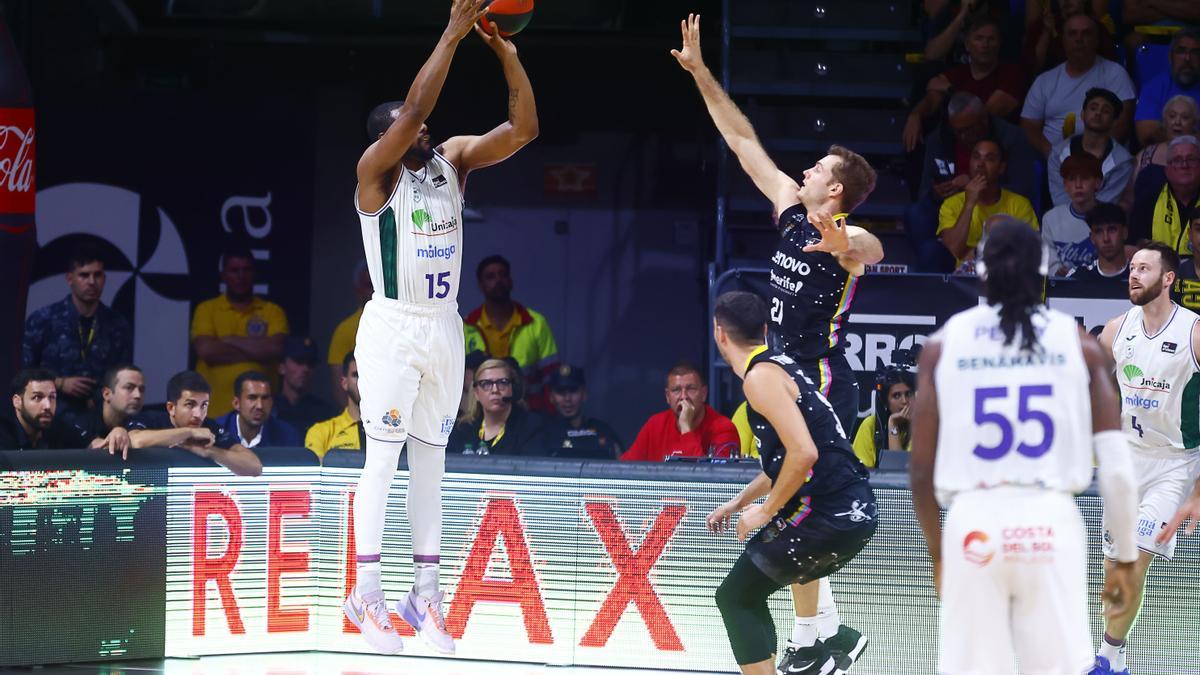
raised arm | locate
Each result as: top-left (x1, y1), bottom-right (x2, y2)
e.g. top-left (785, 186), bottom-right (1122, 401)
top-left (356, 0), bottom-right (488, 187)
top-left (671, 14), bottom-right (799, 215)
top-left (439, 25), bottom-right (538, 180)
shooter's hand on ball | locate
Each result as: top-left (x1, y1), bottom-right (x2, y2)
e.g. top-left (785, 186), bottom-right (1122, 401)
top-left (445, 0), bottom-right (491, 42)
top-left (474, 20), bottom-right (517, 57)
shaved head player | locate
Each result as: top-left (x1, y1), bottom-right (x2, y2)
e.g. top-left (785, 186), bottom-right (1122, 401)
top-left (344, 0), bottom-right (538, 656)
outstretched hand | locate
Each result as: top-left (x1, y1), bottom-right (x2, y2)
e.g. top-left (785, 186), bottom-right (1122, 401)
top-left (474, 20), bottom-right (517, 57)
top-left (670, 14), bottom-right (705, 73)
top-left (446, 0), bottom-right (492, 42)
top-left (802, 211), bottom-right (851, 255)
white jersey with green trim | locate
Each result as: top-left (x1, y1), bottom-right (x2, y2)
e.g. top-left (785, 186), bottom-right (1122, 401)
top-left (1111, 303), bottom-right (1200, 456)
top-left (356, 151), bottom-right (463, 307)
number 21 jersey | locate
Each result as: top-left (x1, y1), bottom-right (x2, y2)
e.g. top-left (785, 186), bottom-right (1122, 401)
top-left (356, 151), bottom-right (463, 307)
top-left (933, 305), bottom-right (1093, 506)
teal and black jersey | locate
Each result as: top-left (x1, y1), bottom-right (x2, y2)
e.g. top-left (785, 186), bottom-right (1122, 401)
top-left (767, 204), bottom-right (858, 361)
top-left (744, 346), bottom-right (867, 514)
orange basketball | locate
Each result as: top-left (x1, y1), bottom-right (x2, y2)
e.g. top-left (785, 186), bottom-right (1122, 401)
top-left (479, 0), bottom-right (534, 38)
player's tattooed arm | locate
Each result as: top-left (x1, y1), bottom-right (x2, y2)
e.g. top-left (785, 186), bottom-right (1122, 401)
top-left (910, 337), bottom-right (944, 594)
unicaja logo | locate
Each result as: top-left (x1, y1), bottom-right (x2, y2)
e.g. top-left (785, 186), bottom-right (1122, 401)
top-left (412, 209), bottom-right (432, 230)
top-left (1122, 365), bottom-right (1143, 382)
top-left (411, 208), bottom-right (457, 235)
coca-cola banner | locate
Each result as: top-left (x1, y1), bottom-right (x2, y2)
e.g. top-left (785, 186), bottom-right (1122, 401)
top-left (29, 92), bottom-right (315, 399)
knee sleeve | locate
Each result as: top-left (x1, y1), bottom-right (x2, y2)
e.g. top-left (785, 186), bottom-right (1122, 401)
top-left (406, 437), bottom-right (446, 557)
top-left (353, 436), bottom-right (404, 557)
top-left (716, 554), bottom-right (784, 665)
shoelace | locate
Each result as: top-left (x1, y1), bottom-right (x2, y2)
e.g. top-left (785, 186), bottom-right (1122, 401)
top-left (366, 598), bottom-right (395, 631)
top-left (426, 598), bottom-right (447, 631)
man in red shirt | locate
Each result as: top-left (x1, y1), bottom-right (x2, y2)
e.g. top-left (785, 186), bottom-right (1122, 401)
top-left (621, 362), bottom-right (739, 461)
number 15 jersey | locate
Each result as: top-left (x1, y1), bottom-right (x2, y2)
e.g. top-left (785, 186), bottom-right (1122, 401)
top-left (933, 305), bottom-right (1093, 507)
top-left (356, 151), bottom-right (463, 307)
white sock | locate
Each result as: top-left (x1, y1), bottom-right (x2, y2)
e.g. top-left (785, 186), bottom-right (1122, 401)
top-left (1100, 635), bottom-right (1127, 671)
top-left (407, 437), bottom-right (446, 598)
top-left (354, 437), bottom-right (403, 595)
top-left (791, 616), bottom-right (820, 647)
top-left (816, 577), bottom-right (840, 639)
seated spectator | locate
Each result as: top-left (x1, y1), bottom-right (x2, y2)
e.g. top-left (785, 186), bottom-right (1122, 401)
top-left (935, 139), bottom-right (1040, 268)
top-left (919, 0), bottom-right (1018, 66)
top-left (1022, 0), bottom-right (1117, 74)
top-left (540, 365), bottom-right (623, 459)
top-left (1130, 135), bottom-right (1200, 254)
top-left (464, 255), bottom-right (559, 412)
top-left (456, 350), bottom-right (489, 426)
top-left (1124, 95), bottom-right (1198, 214)
top-left (904, 16), bottom-right (1027, 151)
top-left (1135, 30), bottom-right (1200, 146)
top-left (275, 336), bottom-right (336, 432)
top-left (1047, 88), bottom-right (1134, 208)
top-left (852, 365), bottom-right (916, 469)
top-left (447, 358), bottom-right (546, 456)
top-left (1044, 154), bottom-right (1105, 275)
top-left (64, 363), bottom-right (145, 458)
top-left (22, 243), bottom-right (132, 414)
top-left (216, 371), bottom-right (301, 448)
top-left (1020, 14), bottom-right (1135, 157)
top-left (0, 368), bottom-right (92, 450)
top-left (621, 362), bottom-right (739, 461)
top-left (128, 370), bottom-right (263, 476)
top-left (1068, 202), bottom-right (1133, 282)
top-left (909, 93), bottom-right (1038, 271)
top-left (327, 261), bottom-right (372, 407)
top-left (306, 352), bottom-right (365, 461)
top-left (191, 244), bottom-right (289, 418)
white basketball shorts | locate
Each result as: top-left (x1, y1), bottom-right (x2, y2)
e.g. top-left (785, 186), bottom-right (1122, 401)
top-left (939, 487), bottom-right (1091, 675)
top-left (1103, 450), bottom-right (1200, 561)
top-left (354, 297), bottom-right (465, 448)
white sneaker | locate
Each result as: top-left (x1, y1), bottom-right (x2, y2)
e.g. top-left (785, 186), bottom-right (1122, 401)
top-left (398, 588), bottom-right (456, 654)
top-left (344, 585), bottom-right (404, 655)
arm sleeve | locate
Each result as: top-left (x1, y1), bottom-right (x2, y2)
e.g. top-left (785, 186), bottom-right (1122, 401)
top-left (304, 422), bottom-right (331, 459)
top-left (1020, 74), bottom-right (1048, 122)
top-left (1100, 157), bottom-right (1133, 205)
top-left (1017, 196), bottom-right (1040, 229)
top-left (190, 301), bottom-right (215, 341)
top-left (267, 302), bottom-right (290, 336)
top-left (1094, 429), bottom-right (1139, 563)
top-left (851, 414), bottom-right (879, 469)
top-left (936, 196), bottom-right (960, 236)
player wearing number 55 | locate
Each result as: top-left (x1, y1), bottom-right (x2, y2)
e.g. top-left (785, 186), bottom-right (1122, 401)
top-left (346, 0), bottom-right (538, 658)
top-left (910, 219), bottom-right (1139, 675)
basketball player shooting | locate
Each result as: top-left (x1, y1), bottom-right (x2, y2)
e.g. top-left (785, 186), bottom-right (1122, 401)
top-left (674, 13), bottom-right (881, 674)
top-left (344, 0), bottom-right (538, 655)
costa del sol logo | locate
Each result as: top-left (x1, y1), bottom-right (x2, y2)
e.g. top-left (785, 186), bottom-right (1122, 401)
top-left (963, 531), bottom-right (994, 567)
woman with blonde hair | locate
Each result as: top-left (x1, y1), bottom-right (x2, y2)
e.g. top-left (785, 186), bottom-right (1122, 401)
top-left (1122, 95), bottom-right (1197, 213)
top-left (447, 358), bottom-right (546, 455)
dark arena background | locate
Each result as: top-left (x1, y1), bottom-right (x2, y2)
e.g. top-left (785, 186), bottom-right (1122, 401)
top-left (1, 1), bottom-right (1198, 674)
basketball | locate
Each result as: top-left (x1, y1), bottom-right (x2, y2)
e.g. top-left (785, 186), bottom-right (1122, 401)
top-left (479, 0), bottom-right (534, 38)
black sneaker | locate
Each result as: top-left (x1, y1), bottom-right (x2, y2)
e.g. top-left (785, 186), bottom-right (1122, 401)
top-left (822, 624), bottom-right (869, 674)
top-left (776, 640), bottom-right (837, 675)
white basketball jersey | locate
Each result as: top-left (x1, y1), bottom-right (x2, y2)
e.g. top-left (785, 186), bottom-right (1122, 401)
top-left (933, 305), bottom-right (1094, 506)
top-left (356, 151), bottom-right (463, 307)
top-left (1111, 303), bottom-right (1200, 455)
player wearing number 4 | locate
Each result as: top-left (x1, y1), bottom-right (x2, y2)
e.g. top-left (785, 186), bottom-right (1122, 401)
top-left (345, 0), bottom-right (538, 656)
top-left (911, 218), bottom-right (1140, 675)
top-left (1092, 242), bottom-right (1200, 675)
top-left (673, 13), bottom-right (883, 675)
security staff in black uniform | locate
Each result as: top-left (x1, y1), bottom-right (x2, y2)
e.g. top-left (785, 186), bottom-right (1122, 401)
top-left (541, 365), bottom-right (623, 459)
top-left (706, 292), bottom-right (877, 675)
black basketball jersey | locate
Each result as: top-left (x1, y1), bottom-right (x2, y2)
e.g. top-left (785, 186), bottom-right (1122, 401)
top-left (745, 347), bottom-right (867, 516)
top-left (768, 204), bottom-right (858, 361)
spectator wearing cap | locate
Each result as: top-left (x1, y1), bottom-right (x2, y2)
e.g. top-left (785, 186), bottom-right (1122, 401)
top-left (447, 358), bottom-right (547, 456)
top-left (463, 255), bottom-right (560, 413)
top-left (326, 260), bottom-right (372, 407)
top-left (306, 352), bottom-right (366, 461)
top-left (1043, 154), bottom-right (1105, 275)
top-left (1068, 202), bottom-right (1131, 283)
top-left (621, 362), bottom-right (739, 462)
top-left (22, 243), bottom-right (133, 414)
top-left (1130, 135), bottom-right (1200, 255)
top-left (1019, 14), bottom-right (1135, 158)
top-left (275, 335), bottom-right (337, 433)
top-left (215, 371), bottom-right (302, 449)
top-left (1046, 88), bottom-right (1133, 208)
top-left (539, 365), bottom-right (624, 460)
top-left (1134, 29), bottom-right (1200, 146)
top-left (0, 368), bottom-right (93, 450)
top-left (191, 244), bottom-right (289, 418)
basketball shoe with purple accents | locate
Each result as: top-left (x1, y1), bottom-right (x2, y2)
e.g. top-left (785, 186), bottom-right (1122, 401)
top-left (1090, 655), bottom-right (1130, 675)
top-left (343, 584), bottom-right (404, 655)
top-left (398, 587), bottom-right (455, 654)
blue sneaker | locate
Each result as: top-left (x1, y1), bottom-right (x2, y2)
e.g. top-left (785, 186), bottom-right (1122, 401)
top-left (1090, 655), bottom-right (1130, 675)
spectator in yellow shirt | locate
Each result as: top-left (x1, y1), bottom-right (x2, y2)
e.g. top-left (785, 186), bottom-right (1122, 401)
top-left (851, 365), bottom-right (916, 469)
top-left (326, 261), bottom-right (373, 407)
top-left (936, 138), bottom-right (1039, 269)
top-left (306, 351), bottom-right (364, 462)
top-left (190, 244), bottom-right (289, 417)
